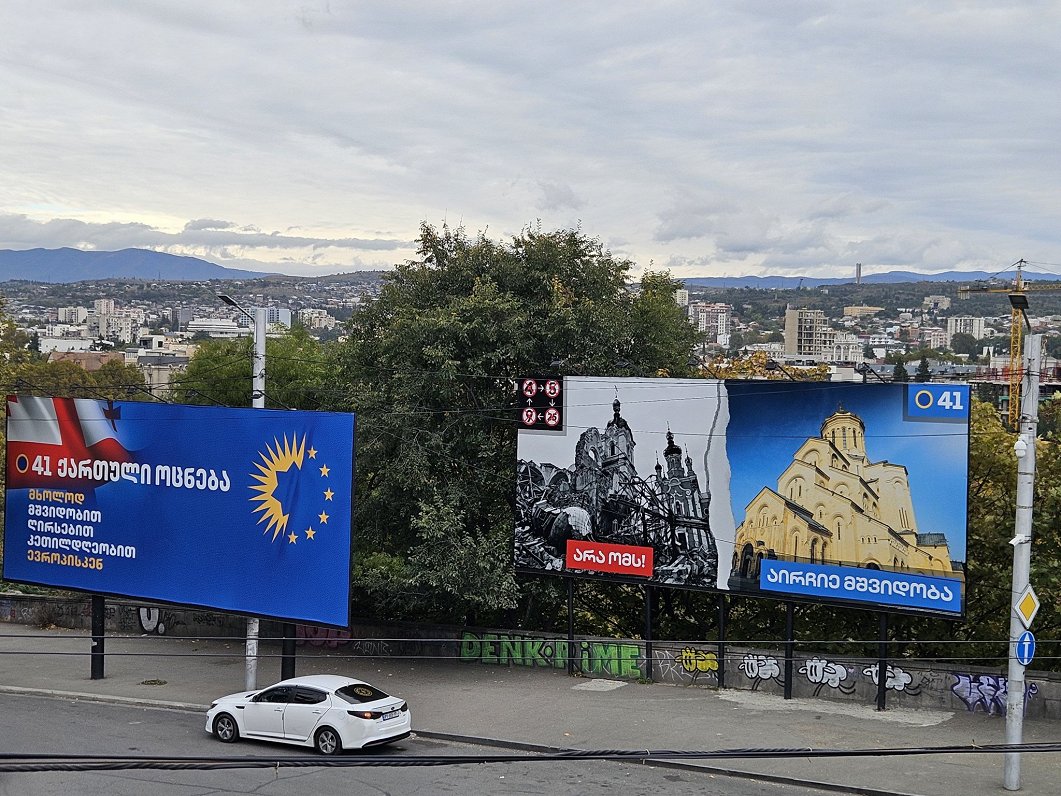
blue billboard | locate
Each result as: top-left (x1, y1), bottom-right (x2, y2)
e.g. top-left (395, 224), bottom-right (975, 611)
top-left (3, 396), bottom-right (355, 628)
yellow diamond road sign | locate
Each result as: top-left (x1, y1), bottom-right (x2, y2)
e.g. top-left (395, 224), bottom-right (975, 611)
top-left (1016, 585), bottom-right (1040, 629)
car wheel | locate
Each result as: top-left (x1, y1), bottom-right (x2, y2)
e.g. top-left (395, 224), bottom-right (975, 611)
top-left (314, 726), bottom-right (342, 755)
top-left (213, 713), bottom-right (240, 743)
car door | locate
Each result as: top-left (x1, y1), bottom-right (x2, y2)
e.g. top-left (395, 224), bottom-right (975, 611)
top-left (243, 686), bottom-right (291, 738)
top-left (282, 686), bottom-right (330, 742)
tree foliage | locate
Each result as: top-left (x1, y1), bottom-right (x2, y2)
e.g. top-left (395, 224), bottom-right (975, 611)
top-left (171, 327), bottom-right (326, 409)
top-left (915, 355), bottom-right (931, 382)
top-left (326, 223), bottom-right (699, 623)
top-left (701, 351), bottom-right (830, 381)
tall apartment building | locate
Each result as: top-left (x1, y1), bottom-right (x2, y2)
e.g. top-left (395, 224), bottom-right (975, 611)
top-left (946, 316), bottom-right (985, 344)
top-left (57, 306), bottom-right (88, 323)
top-left (688, 302), bottom-right (731, 342)
top-left (784, 308), bottom-right (829, 357)
top-left (171, 306), bottom-right (194, 330)
top-left (675, 289), bottom-right (690, 307)
top-left (265, 307), bottom-right (292, 328)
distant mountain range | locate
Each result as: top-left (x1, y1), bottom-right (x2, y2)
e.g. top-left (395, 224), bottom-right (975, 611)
top-left (0, 247), bottom-right (1055, 287)
top-left (682, 270), bottom-right (1059, 288)
top-left (0, 248), bottom-right (268, 283)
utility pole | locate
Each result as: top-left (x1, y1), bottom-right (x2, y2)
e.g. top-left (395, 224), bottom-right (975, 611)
top-left (1003, 330), bottom-right (1040, 791)
top-left (220, 295), bottom-right (267, 691)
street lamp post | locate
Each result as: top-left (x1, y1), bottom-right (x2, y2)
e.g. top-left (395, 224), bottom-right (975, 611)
top-left (219, 295), bottom-right (266, 691)
top-left (1003, 294), bottom-right (1040, 792)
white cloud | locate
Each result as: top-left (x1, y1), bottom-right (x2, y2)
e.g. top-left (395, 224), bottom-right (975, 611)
top-left (0, 1), bottom-right (1059, 277)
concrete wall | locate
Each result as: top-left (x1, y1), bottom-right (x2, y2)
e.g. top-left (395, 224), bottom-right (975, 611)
top-left (3, 593), bottom-right (1058, 720)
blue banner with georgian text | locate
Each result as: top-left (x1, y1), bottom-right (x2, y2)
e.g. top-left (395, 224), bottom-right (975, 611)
top-left (3, 396), bottom-right (354, 628)
top-left (759, 559), bottom-right (962, 614)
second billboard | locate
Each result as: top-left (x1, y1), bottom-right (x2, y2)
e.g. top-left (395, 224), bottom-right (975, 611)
top-left (515, 378), bottom-right (969, 617)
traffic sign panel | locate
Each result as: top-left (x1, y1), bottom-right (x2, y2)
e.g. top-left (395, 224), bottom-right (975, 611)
top-left (1015, 585), bottom-right (1040, 629)
top-left (1015, 630), bottom-right (1036, 666)
top-left (518, 377), bottom-right (564, 432)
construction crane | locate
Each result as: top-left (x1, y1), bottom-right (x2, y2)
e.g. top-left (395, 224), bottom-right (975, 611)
top-left (958, 259), bottom-right (1061, 427)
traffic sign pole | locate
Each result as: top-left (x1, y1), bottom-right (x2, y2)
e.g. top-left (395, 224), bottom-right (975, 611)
top-left (1004, 333), bottom-right (1041, 792)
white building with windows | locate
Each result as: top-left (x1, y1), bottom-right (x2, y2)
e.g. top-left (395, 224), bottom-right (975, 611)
top-left (688, 302), bottom-right (732, 342)
top-left (946, 316), bottom-right (985, 346)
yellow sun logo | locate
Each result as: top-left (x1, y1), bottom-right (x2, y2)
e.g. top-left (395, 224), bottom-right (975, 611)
top-left (249, 434), bottom-right (307, 542)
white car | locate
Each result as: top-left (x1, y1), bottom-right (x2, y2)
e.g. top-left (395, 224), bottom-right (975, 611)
top-left (206, 674), bottom-right (411, 754)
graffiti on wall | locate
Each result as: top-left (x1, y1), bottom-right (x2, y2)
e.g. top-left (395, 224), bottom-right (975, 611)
top-left (738, 654), bottom-right (783, 690)
top-left (951, 673), bottom-right (1039, 716)
top-left (800, 657), bottom-right (855, 696)
top-left (296, 625), bottom-right (392, 656)
top-left (861, 664), bottom-right (922, 695)
top-left (137, 607), bottom-right (230, 636)
top-left (648, 646), bottom-right (720, 684)
top-left (460, 632), bottom-right (642, 678)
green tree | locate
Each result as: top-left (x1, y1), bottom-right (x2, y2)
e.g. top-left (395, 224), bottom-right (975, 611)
top-left (950, 332), bottom-right (978, 356)
top-left (171, 327), bottom-right (327, 409)
top-left (328, 223), bottom-right (699, 624)
top-left (915, 355), bottom-right (931, 382)
top-left (91, 359), bottom-right (149, 400)
top-left (892, 361), bottom-right (910, 382)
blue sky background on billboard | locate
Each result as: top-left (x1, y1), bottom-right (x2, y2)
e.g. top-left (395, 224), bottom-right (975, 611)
top-left (2, 3), bottom-right (1059, 277)
top-left (725, 382), bottom-right (969, 560)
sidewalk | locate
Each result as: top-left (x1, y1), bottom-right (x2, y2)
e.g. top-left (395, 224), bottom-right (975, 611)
top-left (1, 623), bottom-right (1059, 795)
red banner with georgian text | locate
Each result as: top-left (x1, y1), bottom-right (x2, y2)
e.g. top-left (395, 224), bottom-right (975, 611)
top-left (565, 539), bottom-right (653, 578)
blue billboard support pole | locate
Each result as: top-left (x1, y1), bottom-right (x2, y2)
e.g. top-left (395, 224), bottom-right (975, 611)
top-left (644, 585), bottom-right (654, 682)
top-left (281, 623), bottom-right (296, 680)
top-left (783, 602), bottom-right (795, 699)
top-left (1004, 332), bottom-right (1041, 792)
top-left (90, 595), bottom-right (105, 680)
top-left (876, 613), bottom-right (889, 711)
top-left (566, 578), bottom-right (575, 676)
top-left (717, 594), bottom-right (727, 690)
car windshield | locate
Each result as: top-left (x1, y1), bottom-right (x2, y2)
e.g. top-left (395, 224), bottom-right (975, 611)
top-left (335, 683), bottom-right (390, 704)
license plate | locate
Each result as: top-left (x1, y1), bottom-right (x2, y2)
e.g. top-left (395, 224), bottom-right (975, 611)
top-left (381, 710), bottom-right (400, 721)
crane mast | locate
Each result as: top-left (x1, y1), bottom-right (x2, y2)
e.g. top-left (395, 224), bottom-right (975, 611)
top-left (958, 260), bottom-right (1057, 427)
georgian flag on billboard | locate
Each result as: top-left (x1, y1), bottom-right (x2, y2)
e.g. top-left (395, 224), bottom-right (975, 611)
top-left (7, 396), bottom-right (131, 490)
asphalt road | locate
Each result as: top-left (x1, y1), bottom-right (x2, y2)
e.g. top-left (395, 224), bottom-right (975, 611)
top-left (0, 693), bottom-right (842, 796)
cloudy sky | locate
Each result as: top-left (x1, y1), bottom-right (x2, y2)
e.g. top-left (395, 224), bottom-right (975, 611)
top-left (2, 2), bottom-right (1059, 278)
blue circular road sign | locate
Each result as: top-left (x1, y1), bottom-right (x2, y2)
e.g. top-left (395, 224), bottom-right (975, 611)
top-left (1016, 630), bottom-right (1036, 667)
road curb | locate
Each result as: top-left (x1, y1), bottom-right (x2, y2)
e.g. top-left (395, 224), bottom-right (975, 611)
top-left (0, 684), bottom-right (206, 712)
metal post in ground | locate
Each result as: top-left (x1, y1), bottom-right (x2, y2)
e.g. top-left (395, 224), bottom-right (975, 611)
top-left (644, 585), bottom-right (653, 682)
top-left (717, 594), bottom-right (727, 689)
top-left (1004, 332), bottom-right (1042, 792)
top-left (90, 595), bottom-right (105, 680)
top-left (566, 577), bottom-right (575, 675)
top-left (876, 613), bottom-right (889, 711)
top-left (280, 622), bottom-right (296, 680)
top-left (783, 602), bottom-right (795, 699)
